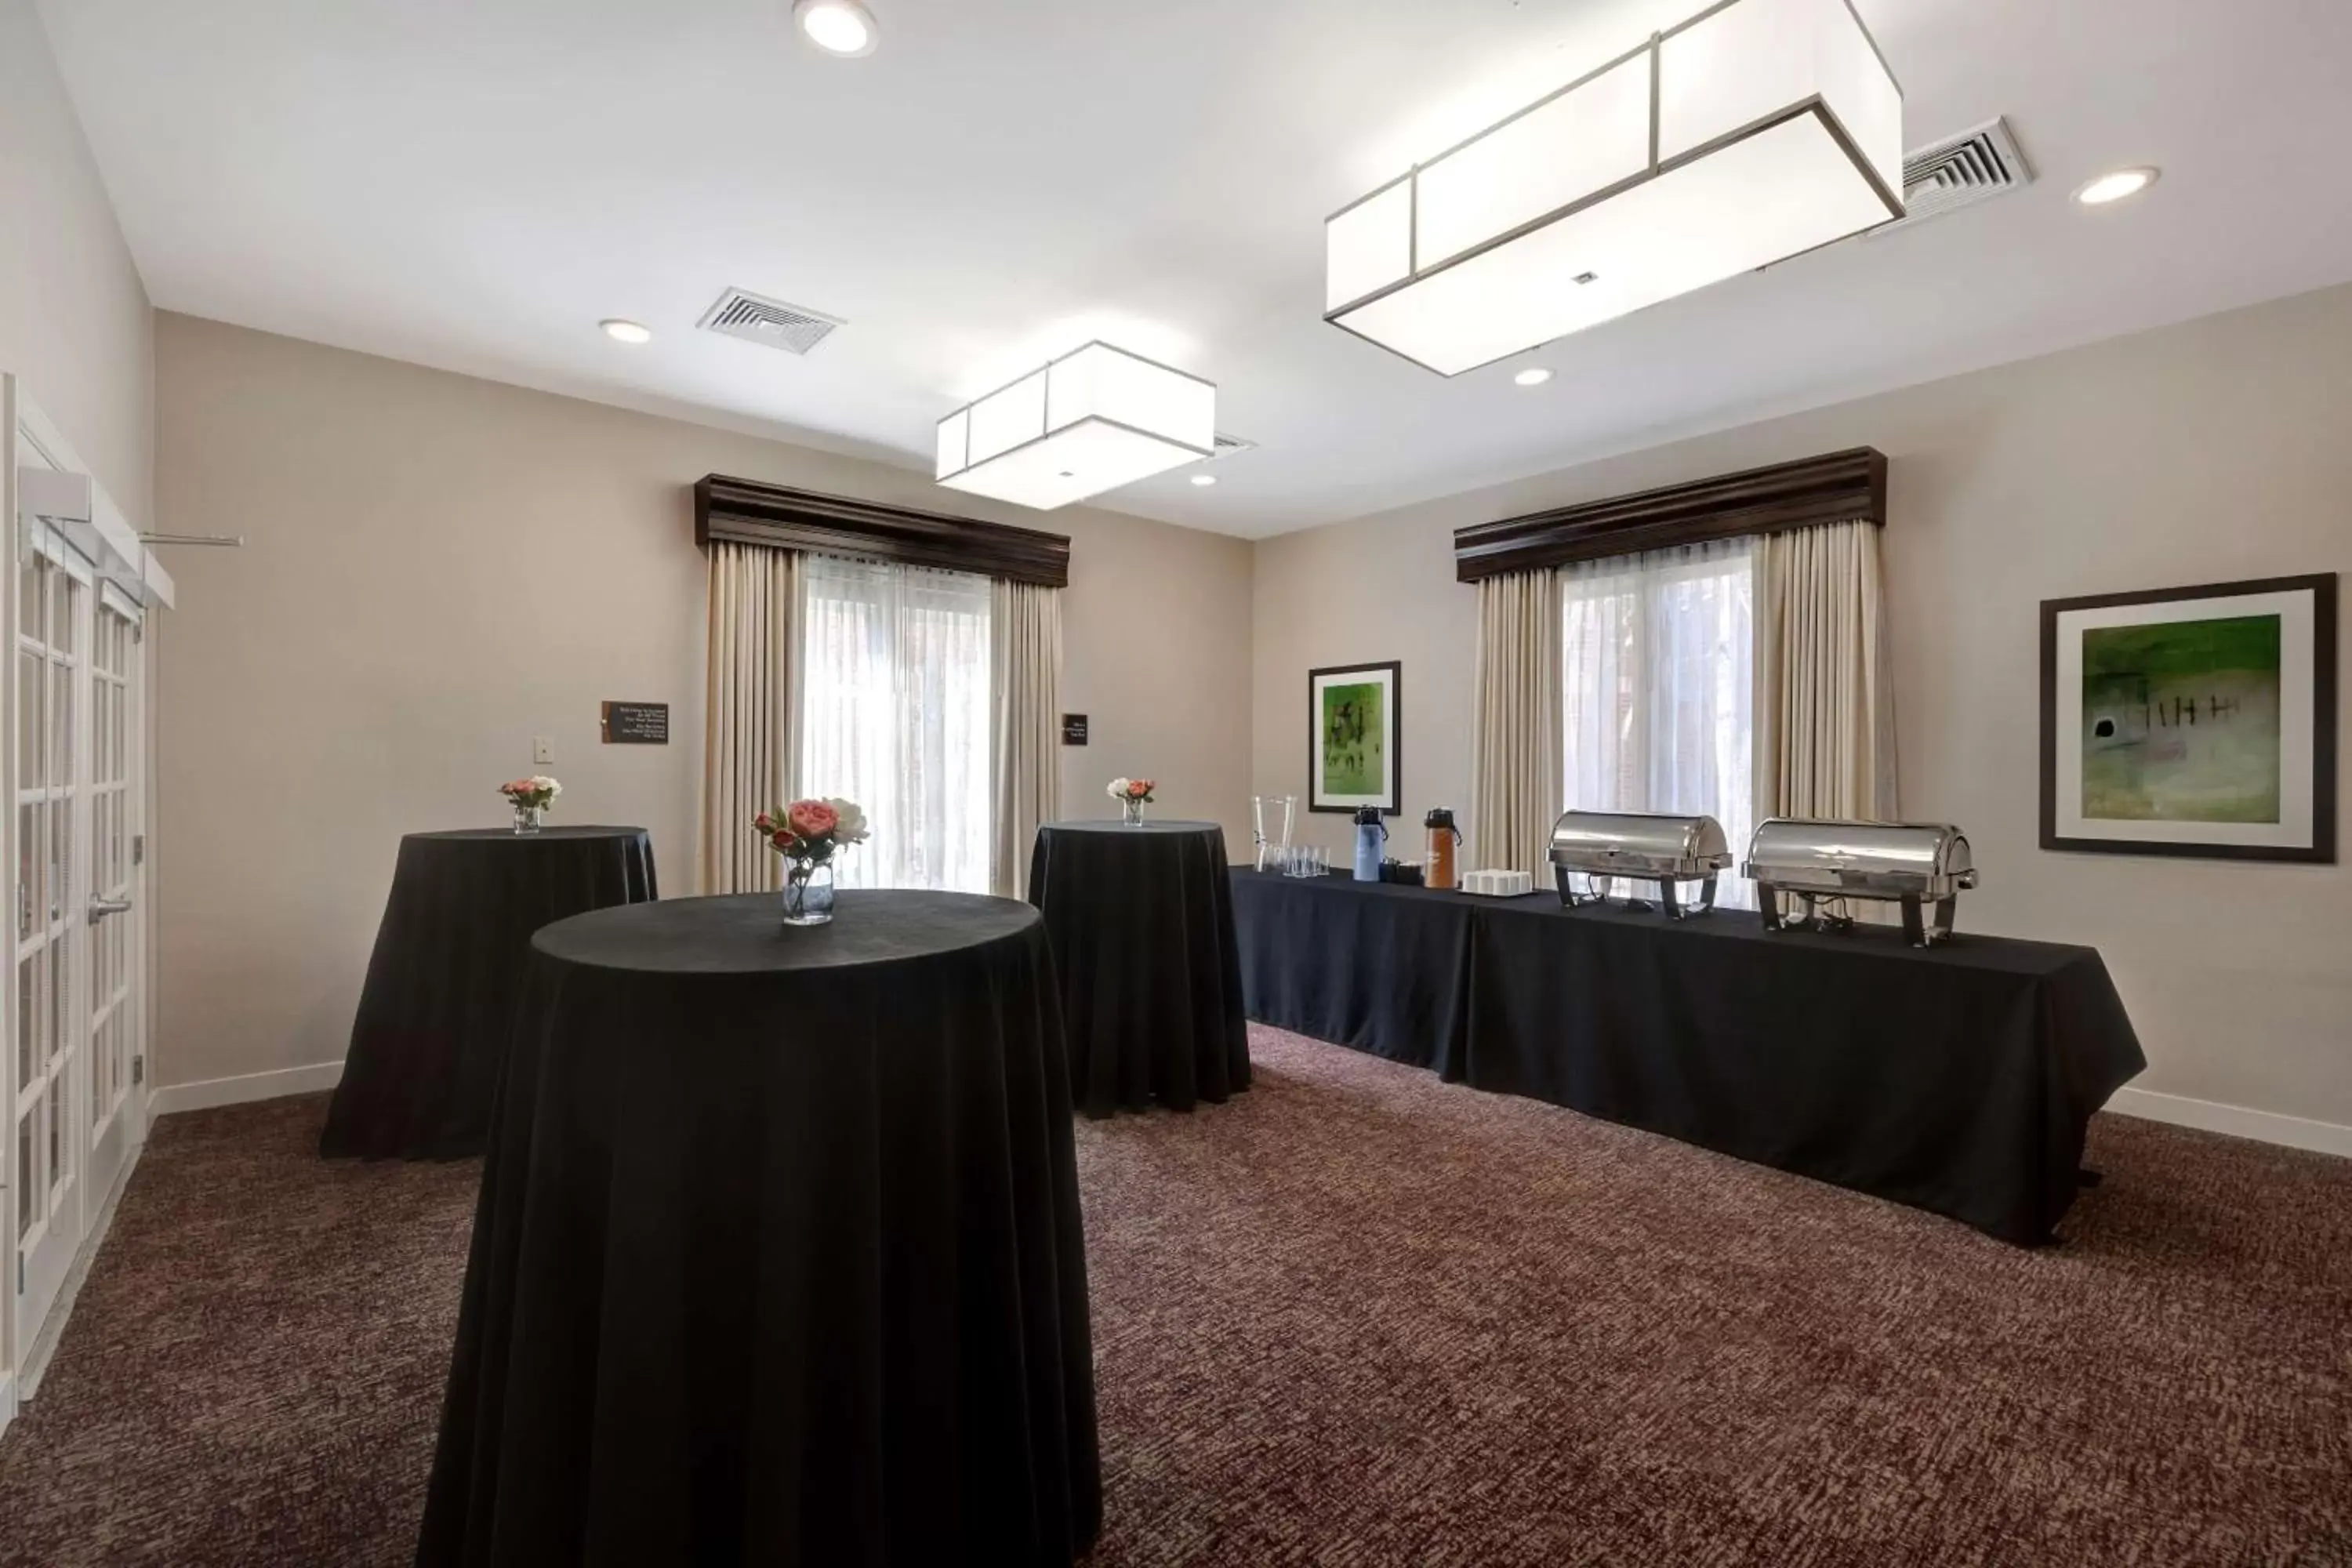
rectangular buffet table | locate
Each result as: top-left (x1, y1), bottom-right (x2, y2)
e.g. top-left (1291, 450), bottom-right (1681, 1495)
top-left (1231, 869), bottom-right (2145, 1244)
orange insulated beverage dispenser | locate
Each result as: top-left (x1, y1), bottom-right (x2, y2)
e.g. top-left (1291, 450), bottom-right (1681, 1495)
top-left (1425, 808), bottom-right (1461, 890)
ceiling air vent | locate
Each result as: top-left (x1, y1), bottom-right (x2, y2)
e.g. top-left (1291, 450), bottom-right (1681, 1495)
top-left (1210, 432), bottom-right (1256, 459)
top-left (697, 287), bottom-right (844, 355)
top-left (1872, 118), bottom-right (2033, 236)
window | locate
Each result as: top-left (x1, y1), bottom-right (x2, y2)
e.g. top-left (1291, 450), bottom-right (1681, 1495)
top-left (1562, 538), bottom-right (1755, 904)
top-left (797, 555), bottom-right (993, 893)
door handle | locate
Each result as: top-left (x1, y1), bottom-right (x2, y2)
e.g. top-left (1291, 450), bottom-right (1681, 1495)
top-left (87, 897), bottom-right (133, 924)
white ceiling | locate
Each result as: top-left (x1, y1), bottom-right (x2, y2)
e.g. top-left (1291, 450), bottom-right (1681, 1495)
top-left (38, 0), bottom-right (2352, 538)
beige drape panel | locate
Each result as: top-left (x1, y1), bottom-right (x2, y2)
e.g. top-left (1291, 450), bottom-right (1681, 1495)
top-left (990, 579), bottom-right (1064, 898)
top-left (1471, 568), bottom-right (1564, 879)
top-left (699, 541), bottom-right (801, 894)
top-left (1752, 520), bottom-right (1898, 822)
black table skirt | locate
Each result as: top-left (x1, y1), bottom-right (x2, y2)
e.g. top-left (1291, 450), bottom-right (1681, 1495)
top-left (320, 826), bottom-right (657, 1160)
top-left (1232, 869), bottom-right (2146, 1245)
top-left (417, 891), bottom-right (1099, 1568)
top-left (1028, 820), bottom-right (1249, 1117)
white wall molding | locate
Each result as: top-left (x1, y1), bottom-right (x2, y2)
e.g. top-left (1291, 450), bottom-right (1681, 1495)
top-left (2108, 1087), bottom-right (2352, 1160)
top-left (151, 1061), bottom-right (344, 1117)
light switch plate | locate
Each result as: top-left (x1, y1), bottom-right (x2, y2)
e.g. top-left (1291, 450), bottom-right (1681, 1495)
top-left (532, 736), bottom-right (553, 764)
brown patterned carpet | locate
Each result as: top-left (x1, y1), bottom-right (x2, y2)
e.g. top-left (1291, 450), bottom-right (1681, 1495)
top-left (2, 1025), bottom-right (2348, 1566)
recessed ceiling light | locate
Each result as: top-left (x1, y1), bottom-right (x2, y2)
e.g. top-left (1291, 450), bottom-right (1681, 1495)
top-left (2074, 166), bottom-right (2159, 207)
top-left (794, 0), bottom-right (878, 56)
top-left (601, 318), bottom-right (653, 344)
top-left (1192, 474), bottom-right (1218, 487)
top-left (1513, 367), bottom-right (1554, 387)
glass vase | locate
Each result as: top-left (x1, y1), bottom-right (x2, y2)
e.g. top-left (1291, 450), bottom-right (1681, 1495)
top-left (512, 802), bottom-right (543, 836)
top-left (1121, 798), bottom-right (1146, 827)
top-left (782, 859), bottom-right (836, 926)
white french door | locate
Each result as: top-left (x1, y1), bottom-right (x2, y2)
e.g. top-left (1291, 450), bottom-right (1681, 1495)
top-left (2, 388), bottom-right (160, 1430)
top-left (84, 587), bottom-right (143, 1209)
top-left (12, 524), bottom-right (94, 1342)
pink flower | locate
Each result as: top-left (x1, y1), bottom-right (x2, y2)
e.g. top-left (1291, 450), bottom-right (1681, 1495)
top-left (753, 812), bottom-right (776, 833)
top-left (771, 829), bottom-right (799, 852)
top-left (786, 799), bottom-right (840, 840)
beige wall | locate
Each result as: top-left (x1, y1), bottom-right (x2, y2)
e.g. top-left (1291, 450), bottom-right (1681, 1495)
top-left (1254, 281), bottom-right (2352, 1131)
top-left (0, 0), bottom-right (160, 1169)
top-left (0, 0), bottom-right (153, 521)
top-left (153, 313), bottom-right (1253, 1089)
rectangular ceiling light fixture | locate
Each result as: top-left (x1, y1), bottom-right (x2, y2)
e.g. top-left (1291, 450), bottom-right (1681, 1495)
top-left (1326, 0), bottom-right (1902, 376)
top-left (935, 343), bottom-right (1216, 511)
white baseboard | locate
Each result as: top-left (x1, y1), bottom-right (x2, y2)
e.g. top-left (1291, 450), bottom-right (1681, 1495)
top-left (2107, 1086), bottom-right (2352, 1160)
top-left (150, 1060), bottom-right (344, 1116)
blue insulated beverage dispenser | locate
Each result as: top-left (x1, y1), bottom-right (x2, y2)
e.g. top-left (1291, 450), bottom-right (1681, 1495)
top-left (1352, 806), bottom-right (1388, 882)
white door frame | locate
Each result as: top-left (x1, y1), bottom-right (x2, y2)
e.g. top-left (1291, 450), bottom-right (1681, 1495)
top-left (1, 373), bottom-right (14, 1433)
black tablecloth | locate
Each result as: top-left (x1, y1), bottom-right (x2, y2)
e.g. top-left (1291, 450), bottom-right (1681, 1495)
top-left (1027, 820), bottom-right (1249, 1117)
top-left (417, 891), bottom-right (1100, 1568)
top-left (1230, 872), bottom-right (1472, 1076)
top-left (1233, 869), bottom-right (2146, 1245)
top-left (319, 826), bottom-right (656, 1160)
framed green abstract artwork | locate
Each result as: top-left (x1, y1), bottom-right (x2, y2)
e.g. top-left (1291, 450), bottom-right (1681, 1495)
top-left (2041, 575), bottom-right (2336, 862)
top-left (1308, 661), bottom-right (1401, 815)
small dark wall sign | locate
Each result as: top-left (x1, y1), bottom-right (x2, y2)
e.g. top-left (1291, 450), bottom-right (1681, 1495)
top-left (1062, 713), bottom-right (1089, 746)
top-left (601, 701), bottom-right (670, 746)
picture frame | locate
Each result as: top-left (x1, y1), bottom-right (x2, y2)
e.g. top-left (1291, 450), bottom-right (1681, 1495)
top-left (1308, 661), bottom-right (1402, 815)
top-left (2040, 573), bottom-right (2336, 862)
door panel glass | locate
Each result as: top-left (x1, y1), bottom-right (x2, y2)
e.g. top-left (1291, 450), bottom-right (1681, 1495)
top-left (49, 793), bottom-right (69, 927)
top-left (16, 948), bottom-right (38, 1089)
top-left (49, 564), bottom-right (71, 655)
top-left (16, 648), bottom-right (38, 789)
top-left (16, 803), bottom-right (37, 941)
top-left (18, 550), bottom-right (39, 640)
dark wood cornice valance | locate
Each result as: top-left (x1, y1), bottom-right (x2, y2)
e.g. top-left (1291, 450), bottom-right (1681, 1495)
top-left (1452, 448), bottom-right (1887, 583)
top-left (694, 474), bottom-right (1072, 588)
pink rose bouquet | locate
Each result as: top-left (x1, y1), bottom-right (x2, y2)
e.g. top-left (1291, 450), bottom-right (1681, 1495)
top-left (753, 796), bottom-right (870, 865)
top-left (499, 775), bottom-right (561, 811)
top-left (1107, 775), bottom-right (1156, 826)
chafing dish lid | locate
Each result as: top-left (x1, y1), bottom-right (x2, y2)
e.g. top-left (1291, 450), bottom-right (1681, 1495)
top-left (1743, 819), bottom-right (1974, 881)
top-left (1550, 810), bottom-right (1733, 866)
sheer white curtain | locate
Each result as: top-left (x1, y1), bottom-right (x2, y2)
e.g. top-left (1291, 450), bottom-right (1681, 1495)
top-left (797, 555), bottom-right (994, 893)
top-left (1562, 538), bottom-right (1756, 905)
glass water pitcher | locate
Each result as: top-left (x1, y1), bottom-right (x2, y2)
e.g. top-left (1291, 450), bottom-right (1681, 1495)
top-left (1252, 794), bottom-right (1296, 871)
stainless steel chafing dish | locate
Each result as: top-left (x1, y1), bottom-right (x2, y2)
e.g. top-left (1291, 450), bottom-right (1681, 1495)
top-left (1548, 810), bottom-right (1733, 920)
top-left (1743, 818), bottom-right (1978, 947)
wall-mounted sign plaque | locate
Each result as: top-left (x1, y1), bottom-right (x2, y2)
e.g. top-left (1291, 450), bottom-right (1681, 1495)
top-left (1062, 713), bottom-right (1089, 746)
top-left (601, 701), bottom-right (670, 745)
